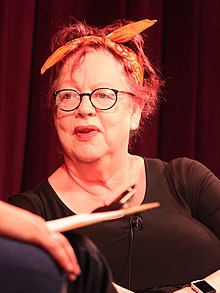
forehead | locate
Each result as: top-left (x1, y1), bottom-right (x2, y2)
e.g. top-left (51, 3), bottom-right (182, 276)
top-left (58, 48), bottom-right (129, 88)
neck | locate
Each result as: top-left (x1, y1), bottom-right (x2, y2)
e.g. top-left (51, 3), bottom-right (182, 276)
top-left (63, 153), bottom-right (133, 195)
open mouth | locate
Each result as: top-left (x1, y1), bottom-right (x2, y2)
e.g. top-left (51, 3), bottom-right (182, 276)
top-left (75, 126), bottom-right (98, 133)
top-left (74, 126), bottom-right (99, 139)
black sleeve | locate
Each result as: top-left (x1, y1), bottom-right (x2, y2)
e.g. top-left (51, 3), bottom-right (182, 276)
top-left (189, 159), bottom-right (220, 239)
top-left (8, 192), bottom-right (46, 218)
top-left (168, 157), bottom-right (220, 239)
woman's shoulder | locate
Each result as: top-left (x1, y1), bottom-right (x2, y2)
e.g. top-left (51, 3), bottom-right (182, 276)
top-left (7, 180), bottom-right (62, 219)
top-left (9, 180), bottom-right (52, 200)
top-left (143, 156), bottom-right (219, 191)
top-left (144, 156), bottom-right (207, 174)
top-left (163, 157), bottom-right (217, 182)
top-left (7, 181), bottom-right (50, 215)
top-left (144, 156), bottom-right (196, 165)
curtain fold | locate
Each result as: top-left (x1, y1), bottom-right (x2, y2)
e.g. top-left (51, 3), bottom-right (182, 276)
top-left (1, 0), bottom-right (220, 200)
top-left (0, 0), bottom-right (36, 200)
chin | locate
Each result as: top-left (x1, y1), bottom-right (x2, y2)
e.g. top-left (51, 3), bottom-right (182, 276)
top-left (75, 155), bottom-right (102, 164)
top-left (72, 149), bottom-right (105, 163)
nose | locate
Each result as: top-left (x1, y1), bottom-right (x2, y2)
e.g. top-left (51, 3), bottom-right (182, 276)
top-left (75, 94), bottom-right (96, 117)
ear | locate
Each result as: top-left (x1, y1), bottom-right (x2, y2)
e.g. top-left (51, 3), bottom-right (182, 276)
top-left (130, 103), bottom-right (143, 131)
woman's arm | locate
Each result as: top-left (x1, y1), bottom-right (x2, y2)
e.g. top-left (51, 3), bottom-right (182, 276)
top-left (169, 158), bottom-right (220, 239)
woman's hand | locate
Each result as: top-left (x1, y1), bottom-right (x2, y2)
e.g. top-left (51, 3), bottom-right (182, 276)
top-left (0, 201), bottom-right (81, 281)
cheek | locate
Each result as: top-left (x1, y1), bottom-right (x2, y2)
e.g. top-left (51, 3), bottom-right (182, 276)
top-left (54, 113), bottom-right (73, 135)
top-left (102, 112), bottom-right (132, 140)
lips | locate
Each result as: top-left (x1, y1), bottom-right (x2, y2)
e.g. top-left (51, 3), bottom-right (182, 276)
top-left (75, 125), bottom-right (99, 134)
top-left (74, 125), bottom-right (100, 139)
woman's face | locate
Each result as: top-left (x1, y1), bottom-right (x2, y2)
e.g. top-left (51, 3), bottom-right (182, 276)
top-left (54, 49), bottom-right (142, 163)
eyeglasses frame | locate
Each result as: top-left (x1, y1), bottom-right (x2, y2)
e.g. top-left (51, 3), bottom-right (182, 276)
top-left (53, 87), bottom-right (134, 112)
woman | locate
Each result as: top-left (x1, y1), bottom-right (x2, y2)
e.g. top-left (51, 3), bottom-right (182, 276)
top-left (8, 19), bottom-right (220, 292)
top-left (0, 201), bottom-right (116, 293)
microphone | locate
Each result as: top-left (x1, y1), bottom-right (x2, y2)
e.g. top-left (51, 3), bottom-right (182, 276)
top-left (130, 215), bottom-right (143, 231)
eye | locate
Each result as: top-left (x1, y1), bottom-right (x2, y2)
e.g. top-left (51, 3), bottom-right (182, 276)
top-left (58, 91), bottom-right (79, 102)
top-left (60, 92), bottom-right (73, 100)
top-left (63, 93), bottom-right (72, 99)
top-left (98, 93), bottom-right (107, 99)
top-left (93, 89), bottom-right (115, 100)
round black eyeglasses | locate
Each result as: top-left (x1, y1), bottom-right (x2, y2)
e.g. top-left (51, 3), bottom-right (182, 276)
top-left (54, 88), bottom-right (134, 111)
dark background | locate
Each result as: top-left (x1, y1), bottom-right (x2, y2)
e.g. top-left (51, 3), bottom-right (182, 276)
top-left (1, 0), bottom-right (220, 201)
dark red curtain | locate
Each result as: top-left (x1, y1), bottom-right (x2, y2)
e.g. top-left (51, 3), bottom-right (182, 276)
top-left (1, 0), bottom-right (220, 201)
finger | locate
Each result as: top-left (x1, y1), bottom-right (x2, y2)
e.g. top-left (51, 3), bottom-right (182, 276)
top-left (50, 233), bottom-right (81, 280)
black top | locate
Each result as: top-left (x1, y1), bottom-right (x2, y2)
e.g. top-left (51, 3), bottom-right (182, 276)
top-left (8, 157), bottom-right (220, 292)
